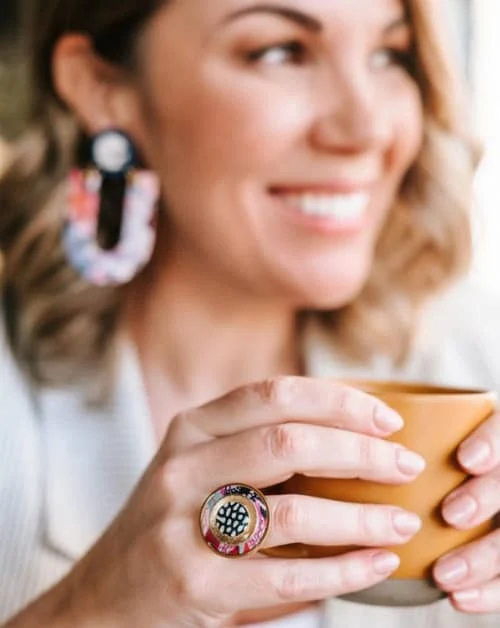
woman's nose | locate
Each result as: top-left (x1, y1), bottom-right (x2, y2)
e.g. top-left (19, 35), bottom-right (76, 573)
top-left (310, 69), bottom-right (392, 155)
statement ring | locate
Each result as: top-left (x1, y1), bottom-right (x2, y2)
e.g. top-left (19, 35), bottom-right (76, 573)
top-left (199, 483), bottom-right (270, 557)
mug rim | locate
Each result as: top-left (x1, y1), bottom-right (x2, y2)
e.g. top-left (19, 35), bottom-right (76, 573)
top-left (341, 379), bottom-right (498, 401)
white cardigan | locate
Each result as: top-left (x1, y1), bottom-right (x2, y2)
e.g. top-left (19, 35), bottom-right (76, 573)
top-left (1, 279), bottom-right (500, 627)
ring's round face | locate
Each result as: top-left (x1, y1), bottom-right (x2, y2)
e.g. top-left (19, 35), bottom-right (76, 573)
top-left (129, 0), bottom-right (423, 309)
top-left (200, 484), bottom-right (270, 557)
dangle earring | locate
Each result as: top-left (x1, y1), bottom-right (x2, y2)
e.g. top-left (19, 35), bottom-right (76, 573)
top-left (63, 129), bottom-right (160, 286)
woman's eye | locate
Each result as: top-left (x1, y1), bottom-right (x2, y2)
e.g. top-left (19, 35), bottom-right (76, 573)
top-left (371, 48), bottom-right (414, 73)
top-left (245, 41), bottom-right (307, 66)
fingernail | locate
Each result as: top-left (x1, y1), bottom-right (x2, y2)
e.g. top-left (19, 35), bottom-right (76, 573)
top-left (453, 589), bottom-right (481, 604)
top-left (397, 450), bottom-right (426, 476)
top-left (375, 406), bottom-right (404, 433)
top-left (459, 439), bottom-right (492, 470)
top-left (434, 556), bottom-right (468, 584)
top-left (393, 511), bottom-right (422, 536)
top-left (442, 494), bottom-right (477, 525)
top-left (372, 552), bottom-right (400, 575)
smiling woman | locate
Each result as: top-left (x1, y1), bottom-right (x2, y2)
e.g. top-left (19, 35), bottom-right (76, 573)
top-left (0, 1), bottom-right (498, 628)
top-left (0, 0), bottom-right (474, 386)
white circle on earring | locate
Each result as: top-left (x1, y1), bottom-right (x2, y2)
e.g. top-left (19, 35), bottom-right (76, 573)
top-left (92, 130), bottom-right (134, 174)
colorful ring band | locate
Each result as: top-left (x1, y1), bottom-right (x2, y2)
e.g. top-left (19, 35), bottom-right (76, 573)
top-left (199, 483), bottom-right (270, 557)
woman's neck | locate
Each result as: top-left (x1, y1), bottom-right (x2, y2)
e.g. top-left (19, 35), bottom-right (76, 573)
top-left (126, 245), bottom-right (300, 437)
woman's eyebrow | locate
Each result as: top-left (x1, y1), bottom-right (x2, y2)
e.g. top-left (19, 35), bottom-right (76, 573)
top-left (221, 4), bottom-right (323, 32)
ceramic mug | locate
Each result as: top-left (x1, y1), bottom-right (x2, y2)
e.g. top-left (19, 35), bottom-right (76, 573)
top-left (269, 381), bottom-right (497, 607)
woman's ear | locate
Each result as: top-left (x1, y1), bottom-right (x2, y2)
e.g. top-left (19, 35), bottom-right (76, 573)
top-left (52, 34), bottom-right (141, 136)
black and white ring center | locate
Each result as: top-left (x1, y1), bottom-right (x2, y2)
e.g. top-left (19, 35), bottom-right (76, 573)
top-left (215, 501), bottom-right (251, 538)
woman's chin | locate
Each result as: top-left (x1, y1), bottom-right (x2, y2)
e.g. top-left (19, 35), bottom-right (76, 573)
top-left (290, 271), bottom-right (370, 311)
top-left (268, 247), bottom-right (374, 311)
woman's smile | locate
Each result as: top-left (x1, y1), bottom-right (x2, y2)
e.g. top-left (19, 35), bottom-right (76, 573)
top-left (269, 184), bottom-right (374, 234)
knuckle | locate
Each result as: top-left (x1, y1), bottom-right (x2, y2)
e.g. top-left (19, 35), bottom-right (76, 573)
top-left (275, 565), bottom-right (307, 601)
top-left (266, 424), bottom-right (305, 461)
top-left (165, 412), bottom-right (184, 439)
top-left (355, 504), bottom-right (375, 540)
top-left (179, 567), bottom-right (212, 607)
top-left (153, 534), bottom-right (210, 606)
top-left (253, 376), bottom-right (296, 412)
top-left (167, 408), bottom-right (196, 436)
top-left (157, 518), bottom-right (186, 559)
top-left (358, 435), bottom-right (378, 470)
top-left (148, 520), bottom-right (177, 568)
top-left (355, 505), bottom-right (399, 544)
top-left (332, 385), bottom-right (351, 415)
top-left (274, 496), bottom-right (303, 538)
top-left (336, 556), bottom-right (364, 592)
top-left (162, 410), bottom-right (200, 454)
top-left (157, 456), bottom-right (186, 505)
top-left (143, 520), bottom-right (221, 617)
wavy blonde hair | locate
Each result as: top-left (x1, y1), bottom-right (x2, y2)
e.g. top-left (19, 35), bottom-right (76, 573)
top-left (0, 0), bottom-right (478, 388)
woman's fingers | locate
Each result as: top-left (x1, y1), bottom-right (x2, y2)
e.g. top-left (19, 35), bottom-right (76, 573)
top-left (204, 551), bottom-right (401, 614)
top-left (436, 412), bottom-right (500, 614)
top-left (441, 465), bottom-right (500, 530)
top-left (168, 423), bottom-right (426, 508)
top-left (151, 378), bottom-right (423, 620)
top-left (434, 528), bottom-right (500, 594)
top-left (450, 578), bottom-right (500, 615)
top-left (167, 377), bottom-right (403, 453)
top-left (457, 412), bottom-right (500, 476)
top-left (262, 494), bottom-right (422, 549)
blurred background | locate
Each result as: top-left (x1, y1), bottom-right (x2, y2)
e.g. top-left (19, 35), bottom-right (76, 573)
top-left (0, 0), bottom-right (25, 142)
top-left (0, 0), bottom-right (498, 294)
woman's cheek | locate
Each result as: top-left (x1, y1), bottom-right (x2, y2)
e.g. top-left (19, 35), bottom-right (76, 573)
top-left (195, 78), bottom-right (316, 167)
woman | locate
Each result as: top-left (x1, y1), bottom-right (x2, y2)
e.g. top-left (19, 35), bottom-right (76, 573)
top-left (1, 0), bottom-right (500, 626)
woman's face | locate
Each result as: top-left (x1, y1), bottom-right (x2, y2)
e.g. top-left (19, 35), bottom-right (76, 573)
top-left (134, 0), bottom-right (423, 308)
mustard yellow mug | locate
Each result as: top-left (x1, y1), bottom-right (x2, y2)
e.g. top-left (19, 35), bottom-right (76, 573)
top-left (271, 381), bottom-right (497, 607)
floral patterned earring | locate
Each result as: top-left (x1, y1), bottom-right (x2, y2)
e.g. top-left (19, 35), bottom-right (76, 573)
top-left (63, 129), bottom-right (160, 286)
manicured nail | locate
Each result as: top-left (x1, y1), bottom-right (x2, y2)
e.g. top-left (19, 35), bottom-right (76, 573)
top-left (375, 406), bottom-right (404, 433)
top-left (435, 556), bottom-right (468, 584)
top-left (372, 552), bottom-right (400, 575)
top-left (397, 450), bottom-right (426, 476)
top-left (453, 589), bottom-right (481, 604)
top-left (442, 494), bottom-right (477, 525)
top-left (459, 439), bottom-right (492, 470)
top-left (393, 511), bottom-right (422, 536)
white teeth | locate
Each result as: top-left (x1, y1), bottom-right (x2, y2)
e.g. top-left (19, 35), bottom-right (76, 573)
top-left (281, 192), bottom-right (369, 221)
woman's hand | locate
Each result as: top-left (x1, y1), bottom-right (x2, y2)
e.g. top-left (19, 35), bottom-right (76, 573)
top-left (434, 412), bottom-right (500, 614)
top-left (16, 378), bottom-right (425, 628)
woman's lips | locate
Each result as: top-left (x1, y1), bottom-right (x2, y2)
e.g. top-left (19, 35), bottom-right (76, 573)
top-left (269, 188), bottom-right (372, 234)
